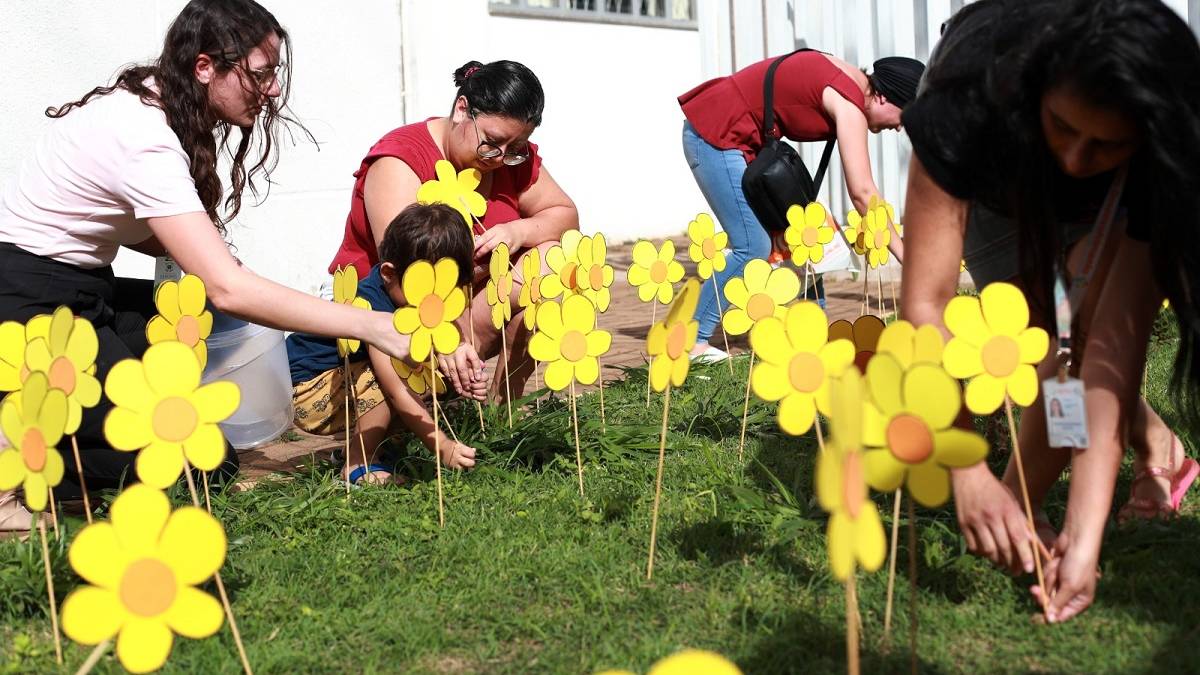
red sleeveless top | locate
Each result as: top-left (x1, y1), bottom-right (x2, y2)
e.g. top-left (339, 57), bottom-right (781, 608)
top-left (678, 51), bottom-right (865, 163)
top-left (328, 118), bottom-right (542, 274)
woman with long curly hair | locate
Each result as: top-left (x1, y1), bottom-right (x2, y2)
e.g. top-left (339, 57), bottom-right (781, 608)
top-left (0, 0), bottom-right (410, 528)
top-left (902, 0), bottom-right (1200, 622)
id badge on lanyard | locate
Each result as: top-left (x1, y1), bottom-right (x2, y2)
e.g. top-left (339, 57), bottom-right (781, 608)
top-left (1043, 168), bottom-right (1126, 448)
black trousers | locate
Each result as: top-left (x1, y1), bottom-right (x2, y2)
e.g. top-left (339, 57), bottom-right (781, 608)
top-left (0, 243), bottom-right (238, 498)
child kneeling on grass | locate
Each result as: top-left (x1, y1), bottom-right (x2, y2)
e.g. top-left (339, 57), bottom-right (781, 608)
top-left (287, 203), bottom-right (486, 484)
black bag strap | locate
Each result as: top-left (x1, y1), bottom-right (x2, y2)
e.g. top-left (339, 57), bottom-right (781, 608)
top-left (761, 49), bottom-right (838, 196)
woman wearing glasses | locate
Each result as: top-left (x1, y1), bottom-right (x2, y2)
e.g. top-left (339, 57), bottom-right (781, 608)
top-left (327, 59), bottom-right (578, 402)
top-left (0, 0), bottom-right (411, 530)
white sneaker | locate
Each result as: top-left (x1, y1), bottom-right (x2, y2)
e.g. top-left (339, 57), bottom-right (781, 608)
top-left (0, 490), bottom-right (32, 533)
top-left (691, 345), bottom-right (731, 362)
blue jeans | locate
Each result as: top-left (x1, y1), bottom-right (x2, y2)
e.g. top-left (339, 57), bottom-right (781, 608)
top-left (682, 121), bottom-right (771, 342)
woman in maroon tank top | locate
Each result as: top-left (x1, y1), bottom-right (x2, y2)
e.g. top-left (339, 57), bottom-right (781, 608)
top-left (329, 60), bottom-right (578, 404)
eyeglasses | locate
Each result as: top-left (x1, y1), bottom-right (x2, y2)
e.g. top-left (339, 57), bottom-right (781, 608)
top-left (238, 62), bottom-right (285, 91)
top-left (469, 112), bottom-right (529, 166)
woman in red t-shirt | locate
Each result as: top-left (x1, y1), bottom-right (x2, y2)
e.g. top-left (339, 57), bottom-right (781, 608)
top-left (329, 60), bottom-right (578, 402)
top-left (678, 52), bottom-right (922, 359)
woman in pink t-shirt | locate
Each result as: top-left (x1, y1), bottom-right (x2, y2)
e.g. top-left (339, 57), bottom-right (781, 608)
top-left (329, 60), bottom-right (578, 403)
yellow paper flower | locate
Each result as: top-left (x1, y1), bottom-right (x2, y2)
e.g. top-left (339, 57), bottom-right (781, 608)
top-left (541, 230), bottom-right (585, 300)
top-left (646, 278), bottom-right (700, 392)
top-left (750, 302), bottom-right (855, 435)
top-left (332, 265), bottom-right (372, 358)
top-left (629, 240), bottom-right (685, 305)
top-left (862, 353), bottom-right (988, 507)
top-left (518, 247), bottom-right (547, 330)
top-left (844, 197), bottom-right (893, 267)
top-left (61, 484), bottom-right (226, 674)
top-left (818, 367), bottom-right (886, 580)
top-left (103, 341), bottom-right (240, 488)
top-left (784, 202), bottom-right (834, 265)
top-left (23, 306), bottom-right (102, 435)
top-left (392, 259), bottom-right (467, 363)
top-left (390, 358), bottom-right (447, 396)
top-left (720, 258), bottom-right (800, 336)
top-left (416, 159), bottom-right (486, 229)
top-left (875, 320), bottom-right (945, 369)
top-left (942, 282), bottom-right (1049, 413)
top-left (0, 373), bottom-right (67, 512)
top-left (486, 243), bottom-right (514, 330)
top-left (528, 295), bottom-right (612, 391)
top-left (828, 314), bottom-right (886, 374)
top-left (576, 233), bottom-right (616, 312)
top-left (686, 213), bottom-right (729, 280)
top-left (146, 275), bottom-right (213, 369)
top-left (597, 649), bottom-right (742, 675)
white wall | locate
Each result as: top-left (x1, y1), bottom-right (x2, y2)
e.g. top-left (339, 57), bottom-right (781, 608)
top-left (0, 0), bottom-right (704, 295)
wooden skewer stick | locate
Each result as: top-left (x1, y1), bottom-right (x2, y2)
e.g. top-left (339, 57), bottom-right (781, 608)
top-left (908, 497), bottom-right (919, 675)
top-left (847, 566), bottom-right (860, 675)
top-left (69, 436), bottom-right (92, 524)
top-left (1004, 396), bottom-right (1048, 619)
top-left (431, 352), bottom-right (446, 528)
top-left (570, 380), bottom-right (584, 497)
top-left (646, 385), bottom-right (673, 580)
top-left (645, 301), bottom-right (657, 408)
top-left (74, 639), bottom-right (111, 675)
top-left (38, 511), bottom-right (62, 664)
top-left (202, 471), bottom-right (213, 514)
top-left (346, 356), bottom-right (373, 485)
top-left (710, 276), bottom-right (735, 375)
top-left (500, 320), bottom-right (513, 428)
top-left (48, 486), bottom-right (59, 539)
top-left (737, 352), bottom-right (755, 462)
top-left (883, 488), bottom-right (903, 643)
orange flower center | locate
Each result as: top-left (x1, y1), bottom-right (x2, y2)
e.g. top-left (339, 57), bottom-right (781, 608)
top-left (886, 414), bottom-right (934, 464)
top-left (20, 428), bottom-right (47, 472)
top-left (855, 233), bottom-right (866, 250)
top-left (702, 238), bottom-right (716, 259)
top-left (560, 262), bottom-right (579, 290)
top-left (529, 277), bottom-right (543, 303)
top-left (842, 452), bottom-right (866, 520)
top-left (873, 231), bottom-right (887, 249)
top-left (802, 227), bottom-right (819, 247)
top-left (175, 315), bottom-right (201, 347)
top-left (981, 335), bottom-right (1020, 378)
top-left (48, 356), bottom-right (76, 395)
top-left (418, 294), bottom-right (445, 329)
top-left (561, 330), bottom-right (588, 362)
top-left (152, 397), bottom-right (198, 443)
top-left (665, 322), bottom-right (688, 360)
top-left (746, 293), bottom-right (775, 322)
top-left (120, 558), bottom-right (177, 618)
top-left (787, 352), bottom-right (824, 393)
top-left (588, 265), bottom-right (604, 290)
top-left (649, 261), bottom-right (669, 285)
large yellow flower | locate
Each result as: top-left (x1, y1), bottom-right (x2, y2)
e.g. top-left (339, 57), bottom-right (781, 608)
top-left (599, 649), bottom-right (742, 675)
top-left (146, 275), bottom-right (213, 369)
top-left (942, 282), bottom-right (1049, 413)
top-left (61, 484), bottom-right (225, 674)
top-left (818, 367), bottom-right (886, 580)
top-left (518, 247), bottom-right (547, 330)
top-left (391, 358), bottom-right (447, 396)
top-left (103, 342), bottom-right (240, 488)
top-left (392, 258), bottom-right (467, 363)
top-left (750, 302), bottom-right (854, 435)
top-left (541, 230), bottom-right (585, 300)
top-left (486, 243), bottom-right (514, 330)
top-left (24, 306), bottom-right (102, 434)
top-left (629, 240), bottom-right (685, 304)
top-left (828, 314), bottom-right (886, 373)
top-left (721, 258), bottom-right (800, 336)
top-left (0, 372), bottom-right (67, 512)
top-left (784, 202), bottom-right (834, 265)
top-left (332, 265), bottom-right (372, 358)
top-left (416, 159), bottom-right (486, 230)
top-left (576, 233), bottom-right (616, 312)
top-left (646, 278), bottom-right (700, 392)
top-left (686, 213), bottom-right (729, 280)
top-left (862, 353), bottom-right (988, 507)
top-left (875, 320), bottom-right (945, 369)
top-left (528, 295), bottom-right (612, 391)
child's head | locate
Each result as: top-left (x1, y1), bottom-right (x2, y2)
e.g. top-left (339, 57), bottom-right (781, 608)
top-left (378, 203), bottom-right (474, 303)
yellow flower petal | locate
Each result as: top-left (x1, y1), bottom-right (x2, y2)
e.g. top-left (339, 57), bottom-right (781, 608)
top-left (586, 330), bottom-right (611, 357)
top-left (43, 447), bottom-right (64, 487)
top-left (65, 318), bottom-right (99, 370)
top-left (778, 392), bottom-right (816, 435)
top-left (827, 511), bottom-right (854, 580)
top-left (116, 617), bottom-right (174, 674)
top-left (69, 521), bottom-right (124, 587)
top-left (62, 586), bottom-right (124, 645)
top-left (902, 365), bottom-right (961, 430)
top-left (943, 295), bottom-right (990, 347)
top-left (942, 337), bottom-right (984, 380)
top-left (647, 649), bottom-right (743, 675)
top-left (866, 353), bottom-right (904, 415)
top-left (392, 307), bottom-right (420, 335)
top-left (159, 507), bottom-right (226, 585)
top-left (136, 441), bottom-right (185, 489)
top-left (111, 485), bottom-right (171, 558)
top-left (154, 281), bottom-right (182, 323)
top-left (964, 372), bottom-right (1006, 415)
top-left (722, 309), bottom-right (753, 336)
top-left (669, 351), bottom-right (691, 388)
top-left (431, 322), bottom-right (462, 356)
top-left (913, 324), bottom-right (945, 366)
top-left (402, 261), bottom-right (435, 304)
top-left (1016, 327), bottom-right (1049, 364)
top-left (23, 472), bottom-right (48, 511)
top-left (863, 449), bottom-right (906, 492)
top-left (164, 586), bottom-right (224, 639)
top-left (575, 356), bottom-right (599, 385)
top-left (764, 266), bottom-right (800, 306)
top-left (528, 333), bottom-right (559, 363)
top-left (932, 428), bottom-right (988, 468)
top-left (182, 423), bottom-right (226, 472)
top-left (104, 407), bottom-right (154, 451)
top-left (1007, 364), bottom-right (1040, 407)
top-left (980, 282), bottom-right (1028, 337)
top-left (178, 274), bottom-right (207, 317)
top-left (907, 461), bottom-right (951, 507)
top-left (856, 503), bottom-right (887, 572)
top-left (0, 449), bottom-right (25, 491)
top-left (143, 342), bottom-right (200, 397)
top-left (649, 354), bottom-right (673, 392)
top-left (543, 359), bottom-right (573, 392)
top-left (784, 302), bottom-right (829, 354)
top-left (749, 317), bottom-right (788, 365)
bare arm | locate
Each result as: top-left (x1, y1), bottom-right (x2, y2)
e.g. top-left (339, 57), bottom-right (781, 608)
top-left (823, 87), bottom-right (904, 261)
top-left (125, 235), bottom-right (168, 258)
top-left (363, 156), bottom-right (423, 248)
top-left (147, 212), bottom-right (410, 361)
top-left (474, 165), bottom-right (578, 261)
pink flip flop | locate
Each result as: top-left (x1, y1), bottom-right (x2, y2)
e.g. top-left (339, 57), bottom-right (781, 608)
top-left (1118, 437), bottom-right (1199, 522)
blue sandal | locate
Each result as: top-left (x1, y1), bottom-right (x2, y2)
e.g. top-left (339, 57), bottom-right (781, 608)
top-left (346, 463), bottom-right (394, 486)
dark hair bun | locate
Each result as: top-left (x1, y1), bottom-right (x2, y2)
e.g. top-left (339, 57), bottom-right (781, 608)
top-left (453, 61), bottom-right (485, 88)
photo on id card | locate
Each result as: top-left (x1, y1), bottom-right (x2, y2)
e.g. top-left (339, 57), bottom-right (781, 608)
top-left (1043, 376), bottom-right (1090, 449)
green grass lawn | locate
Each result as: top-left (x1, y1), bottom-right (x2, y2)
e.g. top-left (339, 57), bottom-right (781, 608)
top-left (3, 325), bottom-right (1199, 674)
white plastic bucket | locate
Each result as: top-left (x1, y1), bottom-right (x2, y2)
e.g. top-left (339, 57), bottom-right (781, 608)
top-left (202, 311), bottom-right (293, 449)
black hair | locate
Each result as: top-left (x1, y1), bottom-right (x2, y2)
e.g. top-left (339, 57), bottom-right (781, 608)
top-left (451, 60), bottom-right (544, 126)
top-left (964, 0), bottom-right (1200, 425)
top-left (47, 0), bottom-right (312, 233)
top-left (379, 203), bottom-right (474, 286)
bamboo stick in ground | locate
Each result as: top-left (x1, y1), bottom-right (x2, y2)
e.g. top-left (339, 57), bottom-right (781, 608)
top-left (883, 488), bottom-right (902, 644)
top-left (1004, 396), bottom-right (1048, 618)
top-left (38, 512), bottom-right (62, 664)
top-left (646, 385), bottom-right (673, 580)
top-left (69, 436), bottom-right (92, 524)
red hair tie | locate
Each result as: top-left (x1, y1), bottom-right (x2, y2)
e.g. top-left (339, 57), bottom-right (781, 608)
top-left (464, 66), bottom-right (480, 79)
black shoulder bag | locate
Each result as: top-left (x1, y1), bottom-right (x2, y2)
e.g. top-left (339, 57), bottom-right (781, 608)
top-left (741, 49), bottom-right (837, 232)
